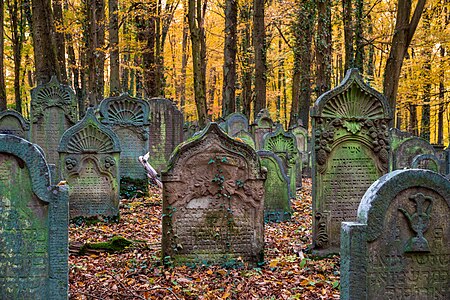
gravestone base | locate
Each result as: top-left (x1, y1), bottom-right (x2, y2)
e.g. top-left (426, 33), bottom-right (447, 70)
top-left (120, 177), bottom-right (149, 199)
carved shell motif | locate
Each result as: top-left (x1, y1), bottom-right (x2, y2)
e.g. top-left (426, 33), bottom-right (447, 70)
top-left (107, 99), bottom-right (146, 125)
top-left (265, 133), bottom-right (296, 157)
top-left (67, 124), bottom-right (115, 153)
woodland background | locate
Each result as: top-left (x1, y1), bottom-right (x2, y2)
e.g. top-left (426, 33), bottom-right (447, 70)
top-left (0, 0), bottom-right (449, 146)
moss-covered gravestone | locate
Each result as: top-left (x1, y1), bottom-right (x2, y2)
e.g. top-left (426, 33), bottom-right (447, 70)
top-left (0, 110), bottom-right (30, 139)
top-left (161, 123), bottom-right (266, 266)
top-left (411, 153), bottom-right (445, 174)
top-left (148, 98), bottom-right (184, 173)
top-left (251, 109), bottom-right (274, 150)
top-left (232, 130), bottom-right (256, 149)
top-left (290, 122), bottom-right (309, 186)
top-left (445, 147), bottom-right (450, 179)
top-left (58, 108), bottom-right (121, 219)
top-left (310, 69), bottom-right (392, 254)
top-left (0, 134), bottom-right (69, 299)
top-left (263, 126), bottom-right (299, 196)
top-left (98, 94), bottom-right (150, 190)
top-left (257, 150), bottom-right (291, 222)
top-left (30, 76), bottom-right (78, 176)
top-left (341, 169), bottom-right (450, 299)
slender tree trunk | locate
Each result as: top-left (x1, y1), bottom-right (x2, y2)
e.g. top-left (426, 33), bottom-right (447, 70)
top-left (52, 0), bottom-right (67, 83)
top-left (109, 0), bottom-right (119, 95)
top-left (140, 2), bottom-right (157, 98)
top-left (409, 103), bottom-right (418, 136)
top-left (366, 14), bottom-right (375, 81)
top-left (180, 0), bottom-right (189, 110)
top-left (208, 67), bottom-right (216, 118)
top-left (316, 0), bottom-right (332, 98)
top-left (0, 0), bottom-right (6, 111)
top-left (121, 21), bottom-right (130, 93)
top-left (342, 0), bottom-right (354, 71)
top-left (240, 3), bottom-right (252, 119)
top-left (354, 0), bottom-right (364, 71)
top-left (420, 6), bottom-right (431, 142)
top-left (253, 0), bottom-right (266, 119)
top-left (222, 0), bottom-right (237, 117)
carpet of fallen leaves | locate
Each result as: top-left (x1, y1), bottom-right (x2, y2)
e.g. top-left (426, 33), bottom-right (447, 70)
top-left (69, 178), bottom-right (340, 299)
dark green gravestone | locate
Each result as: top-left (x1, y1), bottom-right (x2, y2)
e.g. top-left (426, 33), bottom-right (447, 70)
top-left (411, 153), bottom-right (445, 174)
top-left (341, 169), bottom-right (450, 300)
top-left (30, 76), bottom-right (78, 177)
top-left (161, 123), bottom-right (266, 266)
top-left (148, 98), bottom-right (184, 173)
top-left (58, 108), bottom-right (121, 219)
top-left (251, 109), bottom-right (274, 150)
top-left (0, 110), bottom-right (30, 140)
top-left (0, 134), bottom-right (69, 299)
top-left (98, 94), bottom-right (150, 181)
top-left (232, 129), bottom-right (256, 149)
top-left (310, 69), bottom-right (392, 254)
top-left (263, 125), bottom-right (299, 196)
top-left (257, 150), bottom-right (291, 222)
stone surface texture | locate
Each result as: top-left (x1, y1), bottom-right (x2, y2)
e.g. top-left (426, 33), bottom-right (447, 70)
top-left (0, 110), bottom-right (30, 139)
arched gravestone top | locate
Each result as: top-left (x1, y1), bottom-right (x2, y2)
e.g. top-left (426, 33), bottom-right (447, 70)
top-left (0, 110), bottom-right (30, 139)
top-left (98, 93), bottom-right (150, 127)
top-left (58, 108), bottom-right (121, 154)
top-left (223, 112), bottom-right (249, 136)
top-left (232, 129), bottom-right (256, 149)
top-left (445, 147), bottom-right (450, 178)
top-left (254, 109), bottom-right (273, 127)
top-left (411, 153), bottom-right (444, 174)
top-left (263, 126), bottom-right (298, 163)
top-left (30, 76), bottom-right (78, 124)
top-left (149, 97), bottom-right (183, 117)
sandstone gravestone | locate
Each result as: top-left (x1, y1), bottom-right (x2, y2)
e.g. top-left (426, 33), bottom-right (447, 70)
top-left (0, 110), bottom-right (30, 139)
top-left (223, 113), bottom-right (249, 137)
top-left (263, 125), bottom-right (299, 195)
top-left (148, 98), bottom-right (183, 172)
top-left (251, 109), bottom-right (274, 150)
top-left (58, 108), bottom-right (121, 219)
top-left (98, 94), bottom-right (150, 182)
top-left (232, 130), bottom-right (256, 149)
top-left (310, 68), bottom-right (392, 254)
top-left (30, 76), bottom-right (78, 175)
top-left (390, 128), bottom-right (436, 171)
top-left (161, 122), bottom-right (265, 266)
top-left (0, 134), bottom-right (69, 299)
top-left (257, 150), bottom-right (291, 222)
top-left (341, 169), bottom-right (450, 299)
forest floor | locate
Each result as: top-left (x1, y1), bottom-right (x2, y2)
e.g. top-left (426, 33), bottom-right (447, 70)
top-left (69, 178), bottom-right (340, 299)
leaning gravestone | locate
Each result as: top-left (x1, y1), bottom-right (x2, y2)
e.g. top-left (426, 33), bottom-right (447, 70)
top-left (0, 134), bottom-right (68, 299)
top-left (0, 110), bottom-right (30, 139)
top-left (58, 108), bottom-right (121, 219)
top-left (251, 109), bottom-right (274, 150)
top-left (30, 76), bottom-right (78, 176)
top-left (161, 122), bottom-right (265, 266)
top-left (341, 169), bottom-right (450, 299)
top-left (310, 68), bottom-right (392, 254)
top-left (257, 150), bottom-right (291, 222)
top-left (148, 98), bottom-right (183, 172)
top-left (98, 94), bottom-right (150, 184)
top-left (263, 125), bottom-right (299, 195)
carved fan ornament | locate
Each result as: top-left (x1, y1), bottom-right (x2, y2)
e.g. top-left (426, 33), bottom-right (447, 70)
top-left (106, 98), bottom-right (146, 125)
top-left (264, 127), bottom-right (297, 165)
top-left (67, 124), bottom-right (115, 153)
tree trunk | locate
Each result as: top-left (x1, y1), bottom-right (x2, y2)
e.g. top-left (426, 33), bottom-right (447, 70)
top-left (316, 0), bottom-right (332, 98)
top-left (0, 0), bottom-right (6, 111)
top-left (32, 0), bottom-right (60, 85)
top-left (109, 0), bottom-right (120, 96)
top-left (420, 6), bottom-right (431, 142)
top-left (239, 3), bottom-right (252, 119)
top-left (383, 0), bottom-right (426, 119)
top-left (366, 14), bottom-right (375, 81)
top-left (222, 0), bottom-right (237, 117)
top-left (121, 21), bottom-right (130, 93)
top-left (342, 0), bottom-right (354, 71)
top-left (180, 0), bottom-right (189, 111)
top-left (187, 0), bottom-right (208, 127)
top-left (52, 0), bottom-right (67, 83)
top-left (139, 2), bottom-right (157, 98)
top-left (253, 0), bottom-right (266, 120)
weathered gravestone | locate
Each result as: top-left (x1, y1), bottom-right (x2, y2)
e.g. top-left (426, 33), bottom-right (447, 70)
top-left (0, 110), bottom-right (30, 139)
top-left (257, 150), bottom-right (291, 222)
top-left (58, 108), bottom-right (121, 219)
top-left (411, 153), bottom-right (445, 174)
top-left (263, 125), bottom-right (299, 195)
top-left (232, 130), bottom-right (256, 149)
top-left (30, 76), bottom-right (78, 174)
top-left (148, 98), bottom-right (183, 172)
top-left (446, 147), bottom-right (450, 179)
top-left (222, 112), bottom-right (249, 137)
top-left (310, 68), bottom-right (392, 254)
top-left (251, 109), bottom-right (274, 150)
top-left (390, 128), bottom-right (436, 171)
top-left (161, 122), bottom-right (266, 266)
top-left (183, 121), bottom-right (200, 141)
top-left (0, 134), bottom-right (69, 299)
top-left (290, 121), bottom-right (309, 185)
top-left (98, 94), bottom-right (150, 184)
top-left (341, 169), bottom-right (450, 299)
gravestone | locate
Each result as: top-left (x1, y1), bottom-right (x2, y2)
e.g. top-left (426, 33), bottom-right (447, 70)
top-left (183, 121), bottom-right (200, 141)
top-left (98, 94), bottom-right (150, 184)
top-left (310, 69), bottom-right (392, 254)
top-left (30, 76), bottom-right (78, 176)
top-left (232, 130), bottom-right (256, 149)
top-left (390, 128), bottom-right (436, 171)
top-left (341, 169), bottom-right (450, 299)
top-left (411, 153), bottom-right (445, 174)
top-left (0, 134), bottom-right (69, 299)
top-left (446, 147), bottom-right (450, 179)
top-left (223, 113), bottom-right (249, 137)
top-left (263, 125), bottom-right (299, 195)
top-left (58, 108), bottom-right (121, 219)
top-left (290, 122), bottom-right (309, 185)
top-left (257, 150), bottom-right (291, 222)
top-left (251, 109), bottom-right (274, 150)
top-left (148, 98), bottom-right (184, 172)
top-left (161, 122), bottom-right (265, 266)
top-left (0, 110), bottom-right (30, 139)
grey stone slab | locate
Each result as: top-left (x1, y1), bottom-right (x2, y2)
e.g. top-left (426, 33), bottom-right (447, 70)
top-left (0, 110), bottom-right (30, 139)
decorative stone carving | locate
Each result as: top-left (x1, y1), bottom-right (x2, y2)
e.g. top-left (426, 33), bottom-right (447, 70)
top-left (341, 169), bottom-right (450, 300)
top-left (0, 134), bottom-right (69, 299)
top-left (58, 108), bottom-right (121, 219)
top-left (310, 68), bottom-right (392, 254)
top-left (0, 110), bottom-right (30, 139)
top-left (161, 122), bottom-right (265, 266)
top-left (257, 150), bottom-right (291, 222)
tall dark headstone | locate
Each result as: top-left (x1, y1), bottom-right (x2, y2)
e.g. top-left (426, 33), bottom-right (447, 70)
top-left (58, 108), bottom-right (121, 219)
top-left (148, 98), bottom-right (183, 172)
top-left (30, 76), bottom-right (78, 175)
top-left (0, 134), bottom-right (69, 299)
top-left (341, 169), bottom-right (450, 299)
top-left (310, 69), bottom-right (392, 254)
top-left (161, 123), bottom-right (266, 266)
top-left (0, 110), bottom-right (30, 139)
